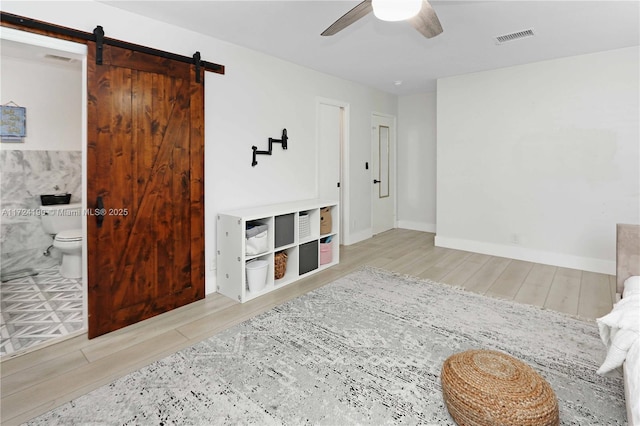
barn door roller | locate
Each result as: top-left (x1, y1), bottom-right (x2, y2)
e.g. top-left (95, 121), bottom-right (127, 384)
top-left (193, 51), bottom-right (202, 84)
top-left (93, 26), bottom-right (104, 65)
top-left (87, 22), bottom-right (225, 82)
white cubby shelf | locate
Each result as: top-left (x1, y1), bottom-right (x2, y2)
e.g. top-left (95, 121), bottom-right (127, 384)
top-left (216, 199), bottom-right (339, 303)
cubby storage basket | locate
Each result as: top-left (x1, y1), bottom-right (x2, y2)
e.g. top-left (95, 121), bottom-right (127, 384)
top-left (274, 251), bottom-right (288, 280)
top-left (320, 207), bottom-right (332, 235)
top-left (320, 241), bottom-right (333, 265)
top-left (299, 213), bottom-right (311, 239)
top-left (246, 223), bottom-right (268, 256)
top-left (246, 260), bottom-right (268, 293)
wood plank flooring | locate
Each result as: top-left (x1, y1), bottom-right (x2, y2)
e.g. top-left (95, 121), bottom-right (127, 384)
top-left (0, 229), bottom-right (616, 425)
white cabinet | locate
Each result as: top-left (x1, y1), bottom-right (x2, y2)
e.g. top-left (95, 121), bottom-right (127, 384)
top-left (216, 199), bottom-right (339, 302)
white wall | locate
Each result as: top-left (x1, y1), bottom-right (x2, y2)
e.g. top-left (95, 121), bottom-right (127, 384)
top-left (205, 47), bottom-right (396, 239)
top-left (1, 55), bottom-right (82, 151)
top-left (397, 92), bottom-right (437, 232)
top-left (436, 47), bottom-right (640, 274)
top-left (1, 1), bottom-right (397, 293)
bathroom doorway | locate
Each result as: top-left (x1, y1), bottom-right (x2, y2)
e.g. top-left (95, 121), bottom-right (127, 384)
top-left (0, 28), bottom-right (88, 357)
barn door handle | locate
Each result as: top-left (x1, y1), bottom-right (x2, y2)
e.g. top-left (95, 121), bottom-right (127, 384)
top-left (373, 179), bottom-right (381, 184)
top-left (96, 196), bottom-right (105, 228)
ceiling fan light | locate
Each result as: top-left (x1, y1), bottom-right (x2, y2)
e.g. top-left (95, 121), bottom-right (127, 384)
top-left (372, 0), bottom-right (422, 22)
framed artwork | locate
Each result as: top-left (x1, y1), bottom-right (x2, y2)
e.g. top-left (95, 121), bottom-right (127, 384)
top-left (1, 104), bottom-right (27, 141)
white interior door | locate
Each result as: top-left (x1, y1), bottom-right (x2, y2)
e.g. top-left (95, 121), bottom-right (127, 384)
top-left (371, 114), bottom-right (395, 235)
top-left (317, 101), bottom-right (345, 241)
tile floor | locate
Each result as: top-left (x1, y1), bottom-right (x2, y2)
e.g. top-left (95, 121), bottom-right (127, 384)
top-left (0, 265), bottom-right (84, 357)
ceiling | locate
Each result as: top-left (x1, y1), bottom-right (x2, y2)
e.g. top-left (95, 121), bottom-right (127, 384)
top-left (82, 1), bottom-right (640, 94)
top-left (1, 38), bottom-right (83, 68)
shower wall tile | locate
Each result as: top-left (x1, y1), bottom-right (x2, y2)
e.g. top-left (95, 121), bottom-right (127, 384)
top-left (1, 171), bottom-right (24, 210)
top-left (0, 150), bottom-right (82, 272)
top-left (24, 151), bottom-right (82, 205)
top-left (1, 150), bottom-right (25, 173)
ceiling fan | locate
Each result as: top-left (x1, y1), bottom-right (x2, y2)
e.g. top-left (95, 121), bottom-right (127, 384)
top-left (321, 0), bottom-right (443, 39)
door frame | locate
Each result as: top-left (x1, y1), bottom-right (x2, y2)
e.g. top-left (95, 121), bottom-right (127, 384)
top-left (316, 97), bottom-right (350, 244)
top-left (371, 112), bottom-right (397, 235)
top-left (0, 26), bottom-right (90, 334)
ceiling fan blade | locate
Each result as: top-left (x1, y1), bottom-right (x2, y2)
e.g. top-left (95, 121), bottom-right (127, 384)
top-left (409, 0), bottom-right (443, 38)
top-left (321, 0), bottom-right (373, 36)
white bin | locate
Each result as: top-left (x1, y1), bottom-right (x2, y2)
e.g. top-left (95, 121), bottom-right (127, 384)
top-left (246, 260), bottom-right (269, 293)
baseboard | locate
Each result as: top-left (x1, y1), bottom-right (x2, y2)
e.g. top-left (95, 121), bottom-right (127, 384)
top-left (205, 271), bottom-right (217, 295)
top-left (345, 228), bottom-right (372, 246)
top-left (397, 220), bottom-right (436, 233)
top-left (434, 235), bottom-right (615, 275)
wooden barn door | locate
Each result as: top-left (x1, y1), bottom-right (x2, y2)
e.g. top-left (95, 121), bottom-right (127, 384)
top-left (87, 43), bottom-right (205, 338)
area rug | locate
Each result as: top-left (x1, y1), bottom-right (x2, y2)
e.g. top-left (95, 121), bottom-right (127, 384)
top-left (28, 267), bottom-right (626, 425)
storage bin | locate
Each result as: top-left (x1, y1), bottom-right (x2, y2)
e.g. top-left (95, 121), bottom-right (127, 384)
top-left (299, 241), bottom-right (318, 275)
top-left (246, 223), bottom-right (268, 255)
top-left (246, 260), bottom-right (269, 293)
top-left (299, 213), bottom-right (310, 239)
top-left (320, 207), bottom-right (332, 235)
top-left (320, 241), bottom-right (333, 265)
top-left (274, 251), bottom-right (288, 280)
top-left (275, 213), bottom-right (295, 248)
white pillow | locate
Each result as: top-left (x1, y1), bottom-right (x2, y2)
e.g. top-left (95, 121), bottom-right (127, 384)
top-left (623, 275), bottom-right (640, 298)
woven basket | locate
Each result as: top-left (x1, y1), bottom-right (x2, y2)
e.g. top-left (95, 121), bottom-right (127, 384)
top-left (299, 214), bottom-right (311, 239)
top-left (274, 251), bottom-right (288, 280)
top-left (441, 349), bottom-right (559, 426)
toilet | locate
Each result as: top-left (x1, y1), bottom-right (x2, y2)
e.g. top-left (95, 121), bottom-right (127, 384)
top-left (40, 203), bottom-right (83, 279)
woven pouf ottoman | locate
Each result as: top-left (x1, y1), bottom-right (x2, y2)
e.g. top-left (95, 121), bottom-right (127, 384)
top-left (441, 349), bottom-right (559, 426)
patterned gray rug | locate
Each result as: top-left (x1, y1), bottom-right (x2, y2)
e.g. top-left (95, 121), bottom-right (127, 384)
top-left (28, 267), bottom-right (626, 425)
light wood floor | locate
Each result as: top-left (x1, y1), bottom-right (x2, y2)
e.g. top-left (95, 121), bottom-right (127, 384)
top-left (0, 229), bottom-right (616, 425)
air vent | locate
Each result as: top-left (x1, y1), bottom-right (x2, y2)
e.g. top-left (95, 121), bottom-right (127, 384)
top-left (495, 29), bottom-right (535, 44)
top-left (44, 53), bottom-right (74, 62)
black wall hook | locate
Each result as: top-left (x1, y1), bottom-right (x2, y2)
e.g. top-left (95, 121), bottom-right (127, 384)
top-left (252, 129), bottom-right (288, 167)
